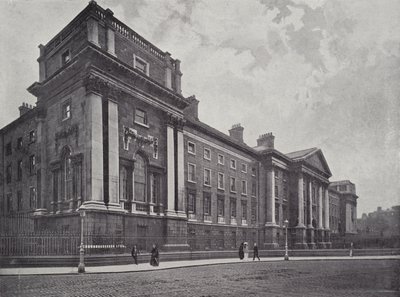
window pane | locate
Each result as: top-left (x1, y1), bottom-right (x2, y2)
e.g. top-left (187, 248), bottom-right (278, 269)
top-left (134, 155), bottom-right (146, 202)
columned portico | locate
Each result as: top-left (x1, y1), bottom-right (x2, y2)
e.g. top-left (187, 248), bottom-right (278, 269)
top-left (307, 180), bottom-right (316, 249)
top-left (81, 91), bottom-right (106, 210)
top-left (176, 128), bottom-right (186, 217)
top-left (294, 172), bottom-right (307, 249)
top-left (264, 166), bottom-right (279, 249)
top-left (166, 123), bottom-right (176, 217)
top-left (164, 115), bottom-right (189, 251)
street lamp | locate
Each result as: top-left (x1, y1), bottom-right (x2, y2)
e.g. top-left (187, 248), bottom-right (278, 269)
top-left (78, 209), bottom-right (86, 273)
top-left (284, 219), bottom-right (289, 261)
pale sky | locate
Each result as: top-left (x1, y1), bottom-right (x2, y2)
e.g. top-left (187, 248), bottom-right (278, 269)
top-left (1, 0), bottom-right (399, 216)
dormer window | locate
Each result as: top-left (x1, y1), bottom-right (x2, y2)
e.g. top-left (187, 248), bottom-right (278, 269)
top-left (133, 55), bottom-right (149, 75)
top-left (61, 50), bottom-right (71, 65)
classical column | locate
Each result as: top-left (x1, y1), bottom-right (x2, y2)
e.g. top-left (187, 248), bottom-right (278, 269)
top-left (265, 167), bottom-right (276, 225)
top-left (176, 128), bottom-right (186, 217)
top-left (166, 123), bottom-right (176, 216)
top-left (81, 92), bottom-right (105, 210)
top-left (318, 185), bottom-right (323, 229)
top-left (297, 173), bottom-right (305, 227)
top-left (107, 99), bottom-right (120, 207)
top-left (324, 188), bottom-right (330, 229)
top-left (308, 181), bottom-right (313, 228)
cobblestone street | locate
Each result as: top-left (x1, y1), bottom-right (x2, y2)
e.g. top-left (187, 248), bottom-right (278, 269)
top-left (1, 259), bottom-right (399, 297)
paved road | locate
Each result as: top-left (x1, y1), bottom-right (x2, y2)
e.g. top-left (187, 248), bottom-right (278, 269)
top-left (1, 259), bottom-right (399, 297)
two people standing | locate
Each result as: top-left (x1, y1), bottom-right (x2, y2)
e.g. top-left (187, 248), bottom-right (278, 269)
top-left (238, 242), bottom-right (260, 261)
top-left (131, 243), bottom-right (160, 266)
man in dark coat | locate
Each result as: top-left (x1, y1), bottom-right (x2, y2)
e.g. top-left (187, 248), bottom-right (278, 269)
top-left (253, 243), bottom-right (260, 261)
top-left (150, 244), bottom-right (159, 266)
top-left (131, 245), bottom-right (139, 265)
top-left (239, 242), bottom-right (244, 260)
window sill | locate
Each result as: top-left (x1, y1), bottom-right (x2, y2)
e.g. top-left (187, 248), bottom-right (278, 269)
top-left (134, 121), bottom-right (149, 129)
top-left (241, 193), bottom-right (248, 196)
top-left (188, 152), bottom-right (196, 156)
top-left (217, 187), bottom-right (225, 191)
top-left (187, 180), bottom-right (197, 184)
top-left (203, 184), bottom-right (211, 188)
top-left (61, 117), bottom-right (71, 122)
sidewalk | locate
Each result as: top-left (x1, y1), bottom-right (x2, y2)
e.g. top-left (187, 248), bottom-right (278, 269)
top-left (1, 255), bottom-right (399, 276)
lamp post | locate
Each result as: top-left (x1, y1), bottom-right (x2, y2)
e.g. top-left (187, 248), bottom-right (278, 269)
top-left (78, 209), bottom-right (86, 273)
top-left (284, 219), bottom-right (289, 261)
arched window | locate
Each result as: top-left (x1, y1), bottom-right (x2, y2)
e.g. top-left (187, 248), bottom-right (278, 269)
top-left (134, 154), bottom-right (146, 202)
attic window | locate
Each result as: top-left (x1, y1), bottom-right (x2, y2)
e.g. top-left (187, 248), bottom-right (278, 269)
top-left (62, 50), bottom-right (71, 65)
top-left (133, 55), bottom-right (149, 75)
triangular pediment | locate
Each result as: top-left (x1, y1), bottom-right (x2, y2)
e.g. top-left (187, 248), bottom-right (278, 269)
top-left (303, 149), bottom-right (332, 177)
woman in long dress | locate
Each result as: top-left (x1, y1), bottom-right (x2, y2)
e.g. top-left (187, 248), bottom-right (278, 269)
top-left (150, 244), bottom-right (159, 266)
top-left (238, 242), bottom-right (244, 260)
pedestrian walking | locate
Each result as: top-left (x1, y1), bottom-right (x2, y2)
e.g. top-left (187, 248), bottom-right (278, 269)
top-left (243, 242), bottom-right (249, 261)
top-left (349, 242), bottom-right (353, 257)
top-left (131, 245), bottom-right (139, 265)
top-left (238, 242), bottom-right (244, 260)
top-left (150, 243), bottom-right (159, 266)
top-left (253, 243), bottom-right (260, 261)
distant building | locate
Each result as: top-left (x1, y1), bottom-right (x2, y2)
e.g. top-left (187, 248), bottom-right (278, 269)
top-left (357, 206), bottom-right (400, 237)
top-left (0, 1), bottom-right (358, 251)
top-left (328, 180), bottom-right (358, 235)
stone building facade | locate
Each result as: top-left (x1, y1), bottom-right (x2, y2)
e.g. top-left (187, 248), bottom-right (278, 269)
top-left (328, 180), bottom-right (358, 235)
top-left (0, 2), bottom-right (357, 250)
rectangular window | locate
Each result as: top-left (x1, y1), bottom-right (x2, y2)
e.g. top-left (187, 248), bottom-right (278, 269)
top-left (242, 180), bottom-right (247, 195)
top-left (150, 174), bottom-right (160, 204)
top-left (204, 168), bottom-right (211, 186)
top-left (135, 109), bottom-right (148, 126)
top-left (241, 200), bottom-right (247, 220)
top-left (251, 181), bottom-right (257, 196)
top-left (339, 185), bottom-right (347, 191)
top-left (61, 49), bottom-right (71, 65)
top-left (17, 190), bottom-right (22, 211)
top-left (188, 163), bottom-right (196, 182)
top-left (230, 198), bottom-right (236, 218)
top-left (230, 159), bottom-right (236, 170)
top-left (218, 172), bottom-right (224, 190)
top-left (203, 192), bottom-right (211, 215)
top-left (6, 142), bottom-right (12, 156)
top-left (230, 177), bottom-right (236, 192)
top-left (241, 163), bottom-right (247, 173)
top-left (29, 155), bottom-right (36, 175)
top-left (251, 199), bottom-right (257, 224)
top-left (17, 137), bottom-right (23, 150)
top-left (188, 141), bottom-right (196, 154)
top-left (217, 196), bottom-right (224, 217)
top-left (29, 130), bottom-right (36, 143)
top-left (17, 160), bottom-right (23, 181)
top-left (275, 185), bottom-right (279, 198)
top-left (62, 101), bottom-right (71, 120)
top-left (218, 154), bottom-right (224, 165)
top-left (152, 137), bottom-right (158, 159)
top-left (275, 204), bottom-right (280, 225)
top-left (251, 167), bottom-right (256, 176)
top-left (6, 164), bottom-right (12, 184)
top-left (187, 192), bottom-right (196, 213)
top-left (134, 55), bottom-right (149, 75)
top-left (30, 187), bottom-right (36, 209)
top-left (6, 193), bottom-right (12, 214)
top-left (204, 148), bottom-right (211, 160)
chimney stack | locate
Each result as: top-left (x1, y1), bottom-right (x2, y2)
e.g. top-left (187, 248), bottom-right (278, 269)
top-left (184, 95), bottom-right (199, 120)
top-left (257, 132), bottom-right (275, 149)
top-left (19, 102), bottom-right (33, 117)
top-left (229, 123), bottom-right (244, 143)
